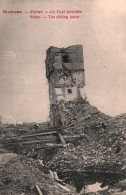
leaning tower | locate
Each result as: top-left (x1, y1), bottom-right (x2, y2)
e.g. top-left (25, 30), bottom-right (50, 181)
top-left (45, 45), bottom-right (85, 127)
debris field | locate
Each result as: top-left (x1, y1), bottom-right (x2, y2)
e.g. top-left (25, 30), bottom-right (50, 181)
top-left (0, 99), bottom-right (126, 194)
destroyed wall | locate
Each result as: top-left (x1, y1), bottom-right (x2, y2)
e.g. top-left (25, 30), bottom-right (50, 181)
top-left (45, 45), bottom-right (85, 126)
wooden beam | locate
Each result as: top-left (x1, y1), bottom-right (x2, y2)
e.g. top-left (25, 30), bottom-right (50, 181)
top-left (63, 135), bottom-right (84, 139)
top-left (19, 131), bottom-right (57, 140)
top-left (8, 141), bottom-right (63, 148)
top-left (58, 133), bottom-right (66, 145)
top-left (57, 183), bottom-right (71, 192)
top-left (45, 143), bottom-right (63, 147)
top-left (35, 185), bottom-right (43, 195)
top-left (20, 140), bottom-right (56, 144)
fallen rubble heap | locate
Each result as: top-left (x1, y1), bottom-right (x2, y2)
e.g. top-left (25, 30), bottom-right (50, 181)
top-left (0, 154), bottom-right (75, 195)
top-left (47, 100), bottom-right (126, 173)
top-left (0, 99), bottom-right (126, 194)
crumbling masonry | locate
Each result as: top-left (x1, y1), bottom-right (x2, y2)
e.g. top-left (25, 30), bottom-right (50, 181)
top-left (45, 45), bottom-right (86, 127)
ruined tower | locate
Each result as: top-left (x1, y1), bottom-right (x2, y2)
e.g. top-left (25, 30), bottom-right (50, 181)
top-left (45, 45), bottom-right (85, 127)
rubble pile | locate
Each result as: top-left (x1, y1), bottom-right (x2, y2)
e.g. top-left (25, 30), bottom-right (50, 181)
top-left (1, 100), bottom-right (125, 174)
top-left (0, 152), bottom-right (125, 195)
top-left (47, 100), bottom-right (126, 173)
top-left (57, 98), bottom-right (111, 128)
top-left (0, 122), bottom-right (52, 153)
top-left (0, 99), bottom-right (126, 194)
top-left (0, 154), bottom-right (74, 195)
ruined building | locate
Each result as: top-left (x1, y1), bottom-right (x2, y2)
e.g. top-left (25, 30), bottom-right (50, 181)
top-left (45, 45), bottom-right (86, 127)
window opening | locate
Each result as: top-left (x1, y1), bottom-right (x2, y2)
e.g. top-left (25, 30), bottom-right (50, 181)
top-left (63, 54), bottom-right (69, 63)
top-left (67, 89), bottom-right (72, 94)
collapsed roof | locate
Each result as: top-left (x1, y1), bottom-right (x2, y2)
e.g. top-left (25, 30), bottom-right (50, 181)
top-left (45, 45), bottom-right (84, 78)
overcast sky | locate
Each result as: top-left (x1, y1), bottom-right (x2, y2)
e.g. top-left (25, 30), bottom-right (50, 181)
top-left (0, 0), bottom-right (126, 123)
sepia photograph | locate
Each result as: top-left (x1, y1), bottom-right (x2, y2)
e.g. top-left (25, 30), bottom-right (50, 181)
top-left (0, 0), bottom-right (126, 194)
